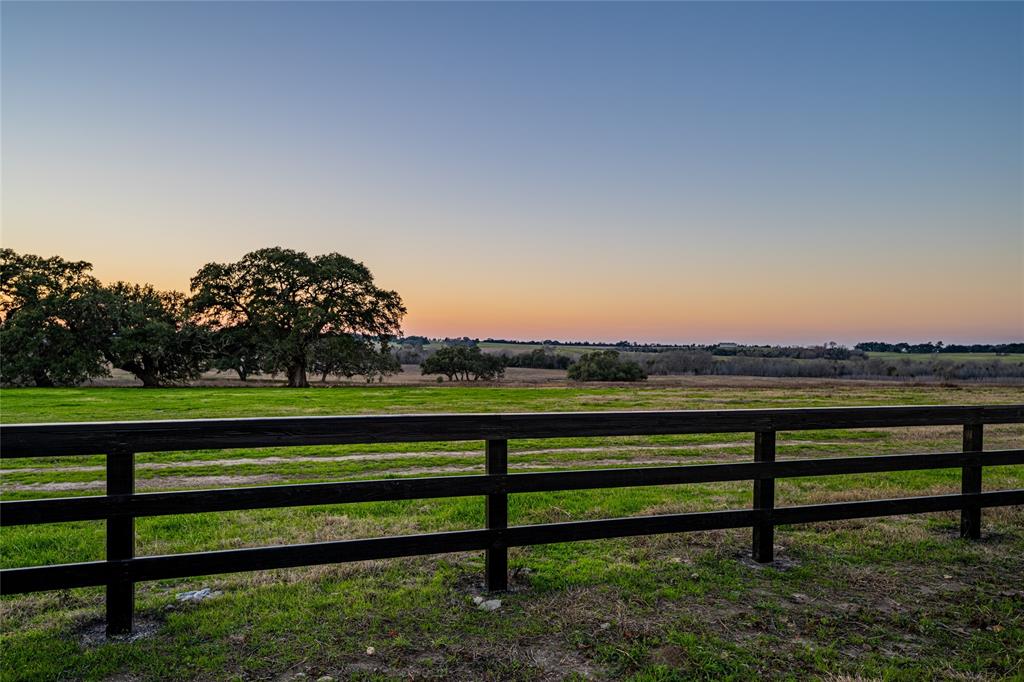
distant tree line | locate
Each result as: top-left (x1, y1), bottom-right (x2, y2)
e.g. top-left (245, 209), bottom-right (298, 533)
top-left (709, 343), bottom-right (865, 360)
top-left (854, 341), bottom-right (1024, 354)
top-left (485, 337), bottom-right (683, 352)
top-left (1, 247), bottom-right (405, 388)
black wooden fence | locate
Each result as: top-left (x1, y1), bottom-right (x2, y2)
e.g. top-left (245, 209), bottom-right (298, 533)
top-left (2, 405), bottom-right (1022, 636)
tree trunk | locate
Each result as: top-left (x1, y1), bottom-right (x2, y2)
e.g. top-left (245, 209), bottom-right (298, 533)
top-left (138, 370), bottom-right (162, 388)
top-left (32, 370), bottom-right (54, 388)
top-left (287, 364), bottom-right (309, 388)
top-left (235, 368), bottom-right (248, 381)
top-left (119, 361), bottom-right (161, 388)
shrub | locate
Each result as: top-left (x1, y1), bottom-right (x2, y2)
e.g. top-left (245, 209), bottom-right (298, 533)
top-left (567, 351), bottom-right (646, 381)
top-left (502, 348), bottom-right (574, 370)
top-left (96, 283), bottom-right (211, 387)
top-left (421, 345), bottom-right (505, 381)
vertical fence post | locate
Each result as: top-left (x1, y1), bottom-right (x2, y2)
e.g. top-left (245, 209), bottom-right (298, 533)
top-left (752, 430), bottom-right (776, 563)
top-left (485, 439), bottom-right (508, 592)
top-left (961, 424), bottom-right (984, 539)
top-left (106, 449), bottom-right (135, 636)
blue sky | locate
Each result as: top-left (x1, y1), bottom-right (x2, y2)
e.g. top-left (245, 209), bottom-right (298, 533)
top-left (3, 2), bottom-right (1021, 343)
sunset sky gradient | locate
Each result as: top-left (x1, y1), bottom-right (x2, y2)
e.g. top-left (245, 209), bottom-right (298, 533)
top-left (2, 2), bottom-right (1021, 344)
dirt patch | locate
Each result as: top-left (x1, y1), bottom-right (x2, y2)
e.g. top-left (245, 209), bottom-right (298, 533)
top-left (0, 440), bottom-right (859, 476)
top-left (2, 474), bottom-right (287, 492)
top-left (3, 443), bottom-right (883, 492)
top-left (0, 459), bottom-right (720, 492)
top-left (77, 616), bottom-right (162, 647)
top-left (521, 639), bottom-right (600, 679)
top-left (649, 644), bottom-right (688, 667)
top-left (736, 552), bottom-right (801, 571)
top-left (316, 640), bottom-right (600, 682)
top-left (2, 480), bottom-right (106, 492)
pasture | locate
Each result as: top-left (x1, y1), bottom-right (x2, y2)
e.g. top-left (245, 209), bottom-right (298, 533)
top-left (475, 342), bottom-right (609, 357)
top-left (474, 343), bottom-right (1024, 366)
top-left (2, 381), bottom-right (1023, 681)
top-left (864, 351), bottom-right (1024, 364)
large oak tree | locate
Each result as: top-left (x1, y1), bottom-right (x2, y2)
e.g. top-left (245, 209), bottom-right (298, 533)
top-left (0, 249), bottom-right (108, 386)
top-left (190, 248), bottom-right (405, 387)
top-left (311, 333), bottom-right (401, 384)
top-left (2, 249), bottom-right (214, 388)
top-left (96, 283), bottom-right (211, 387)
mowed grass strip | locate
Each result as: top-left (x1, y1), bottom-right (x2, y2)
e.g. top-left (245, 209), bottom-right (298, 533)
top-left (1, 383), bottom-right (1022, 680)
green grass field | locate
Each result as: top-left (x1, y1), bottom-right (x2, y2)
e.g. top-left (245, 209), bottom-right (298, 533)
top-left (477, 341), bottom-right (610, 353)
top-left (459, 341), bottom-right (618, 358)
top-left (2, 383), bottom-right (1022, 681)
top-left (865, 351), bottom-right (1024, 364)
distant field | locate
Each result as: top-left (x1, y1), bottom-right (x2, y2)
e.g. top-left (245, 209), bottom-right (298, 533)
top-left (482, 344), bottom-right (1024, 365)
top-left (474, 341), bottom-right (707, 357)
top-left (866, 351), bottom-right (1024, 363)
top-left (473, 341), bottom-right (617, 357)
top-left (2, 382), bottom-right (1022, 680)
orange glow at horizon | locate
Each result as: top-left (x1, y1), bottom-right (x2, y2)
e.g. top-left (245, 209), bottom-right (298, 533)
top-left (3, 231), bottom-right (1016, 346)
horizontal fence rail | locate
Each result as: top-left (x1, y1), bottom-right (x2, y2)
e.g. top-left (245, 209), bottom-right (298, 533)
top-left (1, 405), bottom-right (1022, 636)
top-left (4, 405), bottom-right (1021, 457)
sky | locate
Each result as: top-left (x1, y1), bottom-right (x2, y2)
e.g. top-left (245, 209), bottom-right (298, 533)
top-left (2, 2), bottom-right (1021, 345)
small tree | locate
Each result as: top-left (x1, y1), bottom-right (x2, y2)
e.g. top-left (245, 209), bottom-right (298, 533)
top-left (567, 350), bottom-right (647, 382)
top-left (349, 342), bottom-right (402, 383)
top-left (503, 347), bottom-right (574, 370)
top-left (311, 334), bottom-right (401, 383)
top-left (395, 342), bottom-right (428, 365)
top-left (421, 345), bottom-right (505, 381)
top-left (0, 249), bottom-right (108, 386)
top-left (97, 283), bottom-right (210, 387)
top-left (421, 347), bottom-right (459, 381)
top-left (474, 351), bottom-right (505, 381)
top-left (190, 248), bottom-right (405, 388)
top-left (211, 325), bottom-right (265, 381)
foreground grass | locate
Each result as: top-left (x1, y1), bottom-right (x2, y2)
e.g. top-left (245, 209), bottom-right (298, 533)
top-left (1, 382), bottom-right (1022, 680)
